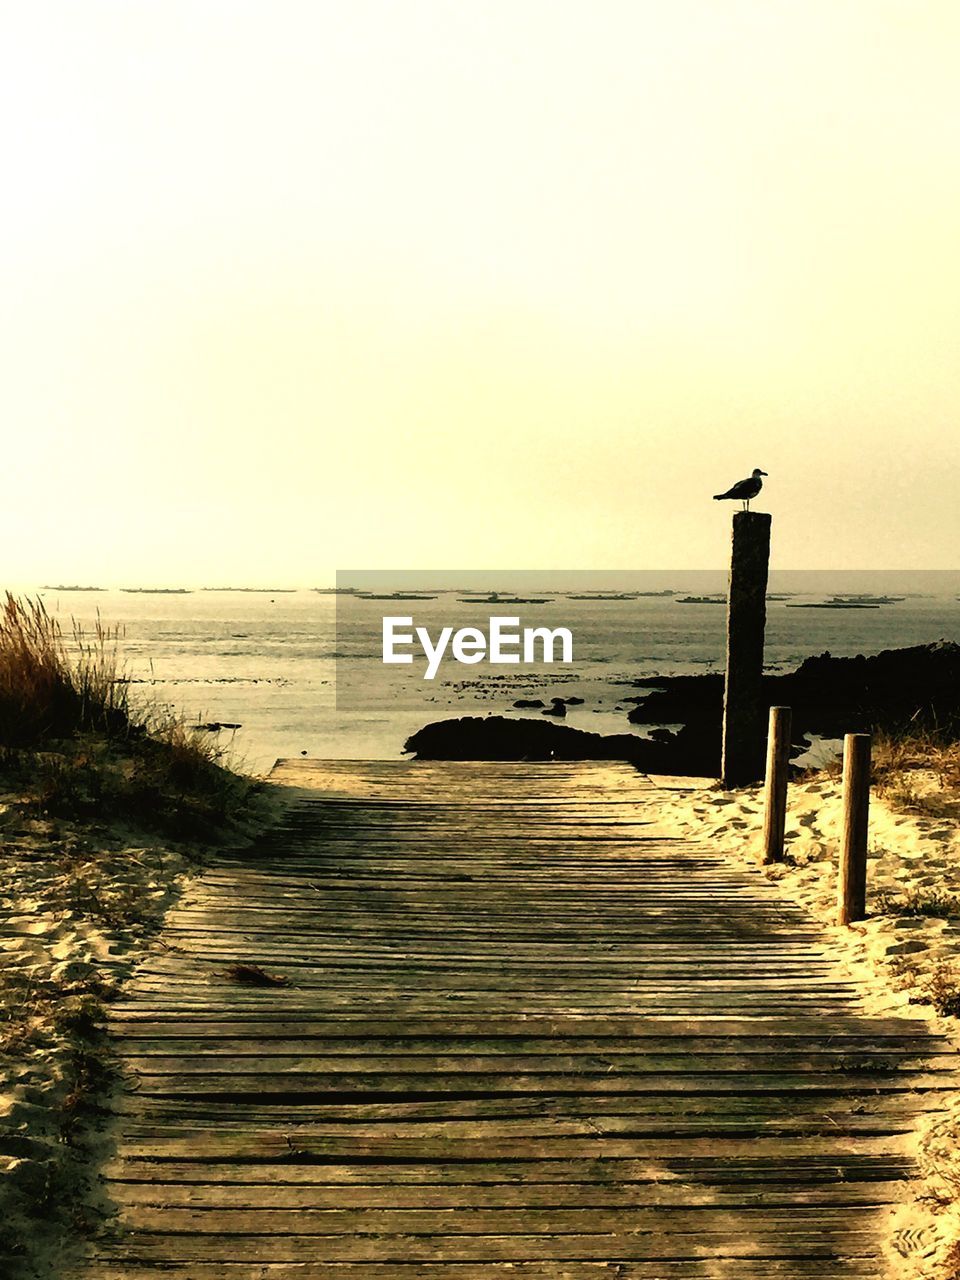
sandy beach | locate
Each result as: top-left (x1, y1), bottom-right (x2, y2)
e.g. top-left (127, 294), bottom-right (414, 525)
top-left (0, 774), bottom-right (283, 1277)
top-left (0, 799), bottom-right (192, 1273)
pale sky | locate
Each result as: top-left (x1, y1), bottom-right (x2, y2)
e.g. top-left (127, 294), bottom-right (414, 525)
top-left (2, 0), bottom-right (958, 584)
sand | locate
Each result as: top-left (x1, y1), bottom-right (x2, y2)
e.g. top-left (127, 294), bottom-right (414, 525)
top-left (0, 777), bottom-right (280, 1278)
top-left (0, 791), bottom-right (198, 1276)
top-left (653, 769), bottom-right (960, 1277)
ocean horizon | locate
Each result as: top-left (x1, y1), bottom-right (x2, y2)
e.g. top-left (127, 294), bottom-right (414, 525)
top-left (26, 571), bottom-right (960, 772)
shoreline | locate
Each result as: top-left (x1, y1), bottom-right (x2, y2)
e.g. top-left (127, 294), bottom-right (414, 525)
top-left (20, 586), bottom-right (960, 769)
top-left (403, 641), bottom-right (960, 775)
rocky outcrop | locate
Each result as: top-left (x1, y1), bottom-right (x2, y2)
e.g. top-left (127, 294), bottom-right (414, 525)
top-left (627, 641), bottom-right (960, 743)
top-left (403, 716), bottom-right (719, 774)
top-left (404, 644), bottom-right (960, 775)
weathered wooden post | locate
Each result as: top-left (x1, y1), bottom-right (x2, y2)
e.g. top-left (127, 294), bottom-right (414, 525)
top-left (762, 706), bottom-right (792, 863)
top-left (838, 733), bottom-right (871, 925)
top-left (721, 511), bottom-right (771, 787)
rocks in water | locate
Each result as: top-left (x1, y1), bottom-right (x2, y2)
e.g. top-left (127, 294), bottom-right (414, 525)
top-left (626, 675), bottom-right (723, 731)
top-left (626, 642), bottom-right (960, 745)
top-left (403, 644), bottom-right (960, 778)
top-left (514, 695), bottom-right (584, 711)
top-left (403, 716), bottom-right (718, 775)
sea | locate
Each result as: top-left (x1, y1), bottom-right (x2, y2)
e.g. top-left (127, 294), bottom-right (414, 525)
top-left (29, 571), bottom-right (960, 775)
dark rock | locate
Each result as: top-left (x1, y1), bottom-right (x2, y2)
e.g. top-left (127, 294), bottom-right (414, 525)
top-left (513, 698), bottom-right (546, 708)
top-left (403, 643), bottom-right (960, 779)
top-left (542, 701), bottom-right (566, 717)
top-left (407, 645), bottom-right (960, 773)
top-left (626, 641), bottom-right (960, 752)
top-left (403, 716), bottom-right (718, 775)
top-left (626, 674), bottom-right (724, 726)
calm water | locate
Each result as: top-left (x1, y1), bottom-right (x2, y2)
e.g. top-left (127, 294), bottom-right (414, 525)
top-left (30, 572), bottom-right (960, 773)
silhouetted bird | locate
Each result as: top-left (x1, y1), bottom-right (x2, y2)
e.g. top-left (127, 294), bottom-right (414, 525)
top-left (713, 468), bottom-right (768, 511)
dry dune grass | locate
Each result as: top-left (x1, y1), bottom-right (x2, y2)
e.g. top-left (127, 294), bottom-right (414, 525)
top-left (801, 728), bottom-right (960, 820)
top-left (0, 593), bottom-right (131, 745)
top-left (0, 593), bottom-right (254, 840)
top-left (872, 729), bottom-right (960, 821)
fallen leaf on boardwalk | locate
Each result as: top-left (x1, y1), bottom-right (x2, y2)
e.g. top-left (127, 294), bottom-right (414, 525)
top-left (223, 962), bottom-right (289, 987)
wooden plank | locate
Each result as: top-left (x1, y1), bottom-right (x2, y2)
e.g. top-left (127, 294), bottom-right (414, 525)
top-left (112, 1095), bottom-right (943, 1124)
top-left (109, 1204), bottom-right (895, 1235)
top-left (103, 1136), bottom-right (919, 1170)
top-left (106, 1179), bottom-right (908, 1209)
top-left (102, 1014), bottom-right (940, 1035)
top-left (117, 1050), bottom-right (958, 1072)
top-left (83, 1229), bottom-right (885, 1263)
top-left (99, 1151), bottom-right (918, 1184)
top-left (108, 1036), bottom-right (955, 1056)
top-left (67, 1264), bottom-right (888, 1280)
top-left (120, 1063), bottom-right (960, 1090)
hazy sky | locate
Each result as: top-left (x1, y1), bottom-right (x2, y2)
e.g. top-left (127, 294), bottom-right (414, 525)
top-left (2, 1), bottom-right (958, 584)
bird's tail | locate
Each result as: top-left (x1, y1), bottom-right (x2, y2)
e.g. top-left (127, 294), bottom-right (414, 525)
top-left (713, 494), bottom-right (725, 500)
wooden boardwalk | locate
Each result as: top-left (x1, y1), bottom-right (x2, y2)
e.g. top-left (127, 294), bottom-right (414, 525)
top-left (74, 760), bottom-right (958, 1279)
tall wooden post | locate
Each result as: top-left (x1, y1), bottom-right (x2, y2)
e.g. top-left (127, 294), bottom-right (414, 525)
top-left (838, 733), bottom-right (871, 925)
top-left (762, 706), bottom-right (792, 863)
top-left (721, 511), bottom-right (771, 787)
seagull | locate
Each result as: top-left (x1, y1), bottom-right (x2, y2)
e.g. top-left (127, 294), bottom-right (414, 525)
top-left (713, 468), bottom-right (768, 511)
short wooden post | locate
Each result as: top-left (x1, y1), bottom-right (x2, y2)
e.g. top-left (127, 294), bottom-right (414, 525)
top-left (762, 706), bottom-right (791, 863)
top-left (721, 511), bottom-right (771, 787)
top-left (838, 733), bottom-right (871, 925)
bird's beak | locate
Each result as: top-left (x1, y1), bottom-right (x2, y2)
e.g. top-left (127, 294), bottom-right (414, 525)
top-left (760, 470), bottom-right (768, 476)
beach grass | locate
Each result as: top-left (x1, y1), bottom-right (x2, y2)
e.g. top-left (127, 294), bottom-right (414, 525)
top-left (0, 592), bottom-right (255, 839)
top-left (875, 889), bottom-right (960, 918)
top-left (0, 593), bottom-right (133, 744)
top-left (872, 729), bottom-right (960, 820)
top-left (803, 727), bottom-right (960, 819)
